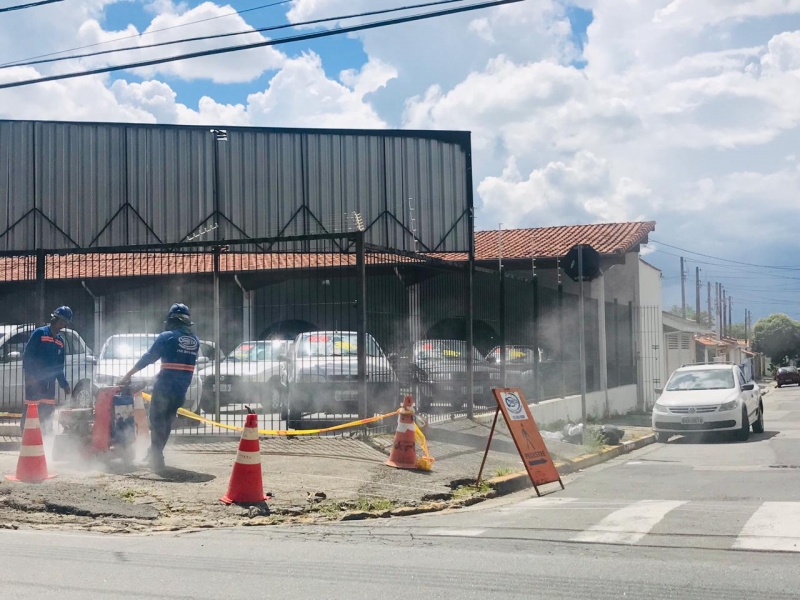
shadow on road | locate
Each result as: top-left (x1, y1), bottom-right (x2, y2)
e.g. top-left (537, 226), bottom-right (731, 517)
top-left (670, 431), bottom-right (779, 444)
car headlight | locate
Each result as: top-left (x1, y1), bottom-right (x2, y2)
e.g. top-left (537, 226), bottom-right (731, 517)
top-left (94, 373), bottom-right (116, 386)
top-left (653, 402), bottom-right (670, 414)
top-left (719, 399), bottom-right (739, 411)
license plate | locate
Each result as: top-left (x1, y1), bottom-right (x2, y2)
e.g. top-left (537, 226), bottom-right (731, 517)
top-left (212, 384), bottom-right (232, 393)
top-left (681, 416), bottom-right (703, 425)
top-left (334, 390), bottom-right (358, 401)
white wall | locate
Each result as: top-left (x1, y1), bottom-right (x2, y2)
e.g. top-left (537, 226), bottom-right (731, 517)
top-left (507, 384), bottom-right (639, 429)
top-left (637, 260), bottom-right (664, 409)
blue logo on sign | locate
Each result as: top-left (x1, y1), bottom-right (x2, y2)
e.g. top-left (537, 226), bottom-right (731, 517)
top-left (505, 394), bottom-right (521, 412)
top-left (178, 336), bottom-right (198, 351)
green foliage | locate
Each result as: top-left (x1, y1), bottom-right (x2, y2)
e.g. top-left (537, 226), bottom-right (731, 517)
top-left (753, 314), bottom-right (800, 364)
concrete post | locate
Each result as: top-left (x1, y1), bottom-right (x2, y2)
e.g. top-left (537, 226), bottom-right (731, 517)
top-left (593, 273), bottom-right (609, 417)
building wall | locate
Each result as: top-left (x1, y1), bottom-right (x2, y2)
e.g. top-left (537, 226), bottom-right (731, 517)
top-left (637, 260), bottom-right (664, 409)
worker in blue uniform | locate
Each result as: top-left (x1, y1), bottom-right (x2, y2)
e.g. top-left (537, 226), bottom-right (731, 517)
top-left (119, 303), bottom-right (199, 471)
top-left (22, 306), bottom-right (73, 434)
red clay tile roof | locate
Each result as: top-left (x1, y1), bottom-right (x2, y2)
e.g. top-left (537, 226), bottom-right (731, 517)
top-left (474, 222), bottom-right (656, 260)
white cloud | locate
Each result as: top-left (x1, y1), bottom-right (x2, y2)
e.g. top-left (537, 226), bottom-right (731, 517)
top-left (77, 1), bottom-right (286, 83)
top-left (339, 57), bottom-right (397, 99)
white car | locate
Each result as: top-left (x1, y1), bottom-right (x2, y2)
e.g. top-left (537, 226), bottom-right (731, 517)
top-left (0, 324), bottom-right (97, 409)
top-left (93, 334), bottom-right (207, 412)
top-left (197, 340), bottom-right (289, 414)
top-left (652, 363), bottom-right (763, 443)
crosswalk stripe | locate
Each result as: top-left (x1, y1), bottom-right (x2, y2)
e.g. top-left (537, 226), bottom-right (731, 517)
top-left (426, 529), bottom-right (485, 537)
top-left (571, 500), bottom-right (686, 545)
top-left (502, 496), bottom-right (578, 511)
top-left (733, 502), bottom-right (800, 552)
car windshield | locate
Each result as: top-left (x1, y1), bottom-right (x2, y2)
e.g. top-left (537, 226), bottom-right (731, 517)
top-left (228, 341), bottom-right (287, 362)
top-left (666, 369), bottom-right (735, 391)
top-left (100, 336), bottom-right (156, 360)
top-left (779, 367), bottom-right (797, 374)
top-left (413, 340), bottom-right (484, 361)
top-left (296, 333), bottom-right (381, 358)
top-left (487, 346), bottom-right (536, 363)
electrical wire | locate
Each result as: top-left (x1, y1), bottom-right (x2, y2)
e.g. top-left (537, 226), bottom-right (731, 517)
top-left (0, 0), bottom-right (524, 89)
top-left (649, 238), bottom-right (800, 270)
top-left (0, 0), bottom-right (293, 67)
top-left (0, 0), bottom-right (62, 13)
top-left (1, 0), bottom-right (469, 70)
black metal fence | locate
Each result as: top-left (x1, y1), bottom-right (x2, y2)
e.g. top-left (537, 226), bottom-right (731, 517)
top-left (0, 232), bottom-right (636, 434)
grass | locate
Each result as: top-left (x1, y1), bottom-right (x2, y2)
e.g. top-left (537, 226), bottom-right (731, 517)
top-left (354, 497), bottom-right (395, 513)
top-left (493, 466), bottom-right (515, 478)
top-left (452, 482), bottom-right (491, 500)
top-left (582, 426), bottom-right (607, 453)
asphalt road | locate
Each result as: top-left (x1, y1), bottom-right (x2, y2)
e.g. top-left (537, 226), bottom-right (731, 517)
top-left (2, 385), bottom-right (800, 599)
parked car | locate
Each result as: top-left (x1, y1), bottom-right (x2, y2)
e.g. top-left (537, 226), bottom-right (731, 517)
top-left (486, 345), bottom-right (538, 400)
top-left (0, 323), bottom-right (97, 410)
top-left (776, 366), bottom-right (800, 388)
top-left (197, 340), bottom-right (290, 414)
top-left (93, 334), bottom-right (207, 413)
top-left (652, 363), bottom-right (763, 443)
top-left (284, 331), bottom-right (397, 427)
top-left (391, 340), bottom-right (501, 412)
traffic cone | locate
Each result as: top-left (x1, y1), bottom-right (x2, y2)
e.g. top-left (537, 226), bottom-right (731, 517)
top-left (6, 404), bottom-right (55, 483)
top-left (220, 412), bottom-right (268, 505)
top-left (386, 395), bottom-right (418, 470)
top-left (133, 392), bottom-right (149, 439)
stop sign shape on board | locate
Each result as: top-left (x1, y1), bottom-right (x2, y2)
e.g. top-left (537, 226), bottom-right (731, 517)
top-left (563, 244), bottom-right (601, 282)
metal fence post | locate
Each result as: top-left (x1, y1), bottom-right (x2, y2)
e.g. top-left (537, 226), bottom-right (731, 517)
top-left (578, 246), bottom-right (587, 443)
top-left (558, 282), bottom-right (565, 400)
top-left (36, 249), bottom-right (45, 326)
top-left (614, 298), bottom-right (620, 388)
top-left (466, 256), bottom-right (474, 419)
top-left (213, 247), bottom-right (221, 425)
top-left (499, 267), bottom-right (506, 388)
top-left (356, 232), bottom-right (367, 420)
top-left (629, 300), bottom-right (635, 383)
top-left (532, 275), bottom-right (540, 402)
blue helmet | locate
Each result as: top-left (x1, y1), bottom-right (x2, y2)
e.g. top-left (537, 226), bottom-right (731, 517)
top-left (166, 303), bottom-right (192, 326)
top-left (51, 306), bottom-right (73, 323)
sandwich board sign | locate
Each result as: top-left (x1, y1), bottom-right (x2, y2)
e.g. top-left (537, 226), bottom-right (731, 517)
top-left (477, 388), bottom-right (563, 496)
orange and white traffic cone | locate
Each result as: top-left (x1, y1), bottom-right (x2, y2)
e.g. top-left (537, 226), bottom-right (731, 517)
top-left (6, 403), bottom-right (55, 483)
top-left (220, 412), bottom-right (268, 505)
top-left (386, 395), bottom-right (418, 470)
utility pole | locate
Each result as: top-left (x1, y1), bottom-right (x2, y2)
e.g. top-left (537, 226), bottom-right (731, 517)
top-left (722, 289), bottom-right (727, 338)
top-left (744, 309), bottom-right (749, 344)
top-left (707, 281), bottom-right (712, 330)
top-left (728, 297), bottom-right (733, 336)
top-left (695, 267), bottom-right (701, 325)
top-left (680, 257), bottom-right (687, 319)
top-left (715, 283), bottom-right (720, 338)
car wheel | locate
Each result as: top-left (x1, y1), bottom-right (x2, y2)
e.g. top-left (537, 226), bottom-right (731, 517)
top-left (752, 403), bottom-right (765, 434)
top-left (71, 381), bottom-right (95, 409)
top-left (262, 385), bottom-right (283, 414)
top-left (655, 432), bottom-right (671, 443)
top-left (736, 407), bottom-right (750, 442)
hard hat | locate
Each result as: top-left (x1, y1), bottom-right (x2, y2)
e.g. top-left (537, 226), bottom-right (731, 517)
top-left (166, 303), bottom-right (193, 326)
top-left (51, 306), bottom-right (73, 323)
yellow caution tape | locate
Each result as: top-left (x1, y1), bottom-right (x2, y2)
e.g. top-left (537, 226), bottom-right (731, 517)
top-left (414, 424), bottom-right (435, 471)
top-left (141, 392), bottom-right (399, 436)
top-left (0, 412), bottom-right (22, 419)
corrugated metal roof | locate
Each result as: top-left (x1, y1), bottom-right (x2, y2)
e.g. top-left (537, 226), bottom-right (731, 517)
top-left (0, 120), bottom-right (472, 253)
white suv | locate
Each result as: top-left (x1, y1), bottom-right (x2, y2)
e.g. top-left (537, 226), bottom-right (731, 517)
top-left (652, 363), bottom-right (763, 443)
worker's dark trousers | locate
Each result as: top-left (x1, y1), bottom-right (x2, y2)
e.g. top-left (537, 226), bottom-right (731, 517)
top-left (148, 391), bottom-right (185, 457)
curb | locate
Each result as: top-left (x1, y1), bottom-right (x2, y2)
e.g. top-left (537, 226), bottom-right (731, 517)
top-left (488, 433), bottom-right (657, 496)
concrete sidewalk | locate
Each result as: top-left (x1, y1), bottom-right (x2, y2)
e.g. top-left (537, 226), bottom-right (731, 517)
top-left (0, 410), bottom-right (652, 533)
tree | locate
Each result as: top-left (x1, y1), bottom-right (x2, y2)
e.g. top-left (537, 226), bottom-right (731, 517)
top-left (752, 314), bottom-right (800, 365)
top-left (667, 305), bottom-right (715, 327)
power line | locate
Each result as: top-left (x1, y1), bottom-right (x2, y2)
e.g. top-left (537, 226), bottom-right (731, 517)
top-left (0, 0), bottom-right (523, 90)
top-left (2, 0), bottom-right (469, 70)
top-left (0, 0), bottom-right (293, 68)
top-left (649, 238), bottom-right (800, 270)
top-left (0, 0), bottom-right (62, 13)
